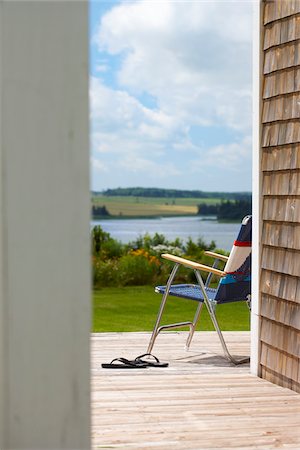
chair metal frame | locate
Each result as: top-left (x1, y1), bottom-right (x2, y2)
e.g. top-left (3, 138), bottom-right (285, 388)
top-left (147, 251), bottom-right (251, 365)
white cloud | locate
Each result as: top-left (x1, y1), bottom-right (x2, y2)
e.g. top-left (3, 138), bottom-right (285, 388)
top-left (95, 0), bottom-right (252, 131)
top-left (190, 135), bottom-right (252, 172)
top-left (120, 155), bottom-right (181, 177)
top-left (90, 1), bottom-right (253, 190)
top-left (90, 76), bottom-right (186, 156)
top-left (90, 77), bottom-right (175, 133)
top-left (96, 64), bottom-right (108, 73)
top-left (91, 157), bottom-right (108, 172)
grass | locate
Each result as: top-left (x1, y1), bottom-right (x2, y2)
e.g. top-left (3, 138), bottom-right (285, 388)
top-left (93, 286), bottom-right (250, 332)
top-left (92, 195), bottom-right (221, 217)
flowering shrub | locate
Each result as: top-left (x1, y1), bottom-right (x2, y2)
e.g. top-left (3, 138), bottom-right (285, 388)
top-left (92, 226), bottom-right (123, 259)
top-left (117, 250), bottom-right (160, 286)
top-left (92, 258), bottom-right (119, 287)
top-left (127, 233), bottom-right (183, 251)
top-left (151, 244), bottom-right (184, 256)
top-left (130, 248), bottom-right (160, 263)
top-left (91, 226), bottom-right (222, 287)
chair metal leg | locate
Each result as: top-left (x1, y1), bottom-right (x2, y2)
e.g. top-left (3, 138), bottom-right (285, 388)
top-left (148, 262), bottom-right (249, 365)
top-left (194, 270), bottom-right (250, 365)
top-left (147, 263), bottom-right (180, 354)
top-left (185, 302), bottom-right (204, 350)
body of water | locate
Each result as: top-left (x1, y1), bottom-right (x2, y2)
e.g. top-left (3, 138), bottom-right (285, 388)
top-left (91, 216), bottom-right (240, 251)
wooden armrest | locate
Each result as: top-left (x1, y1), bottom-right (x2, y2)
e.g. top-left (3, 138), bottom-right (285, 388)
top-left (204, 251), bottom-right (229, 262)
top-left (161, 253), bottom-right (225, 277)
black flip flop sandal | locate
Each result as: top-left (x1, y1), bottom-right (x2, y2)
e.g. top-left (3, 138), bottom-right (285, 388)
top-left (134, 353), bottom-right (169, 368)
top-left (101, 357), bottom-right (148, 369)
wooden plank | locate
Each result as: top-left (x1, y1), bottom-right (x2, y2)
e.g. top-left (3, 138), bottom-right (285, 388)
top-left (261, 269), bottom-right (300, 303)
top-left (262, 121), bottom-right (300, 147)
top-left (263, 67), bottom-right (300, 99)
top-left (161, 253), bottom-right (225, 276)
top-left (260, 0), bottom-right (300, 398)
top-left (262, 221), bottom-right (300, 250)
top-left (260, 318), bottom-right (300, 359)
top-left (261, 246), bottom-right (300, 277)
top-left (264, 0), bottom-right (300, 25)
top-left (261, 294), bottom-right (300, 328)
top-left (262, 93), bottom-right (300, 123)
top-left (261, 365), bottom-right (300, 392)
top-left (91, 332), bottom-right (300, 449)
top-left (264, 14), bottom-right (300, 49)
top-left (93, 430), bottom-right (300, 450)
top-left (262, 197), bottom-right (300, 222)
top-left (262, 144), bottom-right (300, 171)
top-left (262, 170), bottom-right (300, 195)
top-left (261, 352), bottom-right (300, 386)
top-left (264, 41), bottom-right (300, 74)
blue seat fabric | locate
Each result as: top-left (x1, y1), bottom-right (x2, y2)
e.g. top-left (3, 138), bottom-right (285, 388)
top-left (155, 284), bottom-right (217, 302)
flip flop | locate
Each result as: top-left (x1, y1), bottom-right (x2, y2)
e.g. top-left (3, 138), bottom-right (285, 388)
top-left (101, 357), bottom-right (148, 369)
top-left (134, 353), bottom-right (169, 368)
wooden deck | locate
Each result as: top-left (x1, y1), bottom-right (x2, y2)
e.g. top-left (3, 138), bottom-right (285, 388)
top-left (91, 332), bottom-right (300, 449)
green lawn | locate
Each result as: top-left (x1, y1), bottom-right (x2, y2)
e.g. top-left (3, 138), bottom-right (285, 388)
top-left (93, 286), bottom-right (250, 332)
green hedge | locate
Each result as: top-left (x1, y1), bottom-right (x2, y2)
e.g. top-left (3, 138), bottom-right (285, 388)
top-left (91, 226), bottom-right (227, 288)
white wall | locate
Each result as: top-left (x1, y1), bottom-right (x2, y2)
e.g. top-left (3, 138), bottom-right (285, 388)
top-left (0, 1), bottom-right (5, 442)
top-left (0, 2), bottom-right (90, 448)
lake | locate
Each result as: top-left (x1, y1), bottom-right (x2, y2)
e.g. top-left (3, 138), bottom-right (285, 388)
top-left (91, 216), bottom-right (240, 251)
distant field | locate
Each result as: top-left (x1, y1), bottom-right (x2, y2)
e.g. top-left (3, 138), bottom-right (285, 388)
top-left (92, 195), bottom-right (221, 217)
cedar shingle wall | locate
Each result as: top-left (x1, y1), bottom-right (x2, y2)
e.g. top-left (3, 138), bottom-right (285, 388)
top-left (260, 0), bottom-right (300, 393)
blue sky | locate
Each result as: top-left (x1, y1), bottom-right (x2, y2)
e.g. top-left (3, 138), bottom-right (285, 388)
top-left (90, 0), bottom-right (253, 192)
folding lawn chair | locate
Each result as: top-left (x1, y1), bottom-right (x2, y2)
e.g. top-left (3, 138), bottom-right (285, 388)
top-left (147, 215), bottom-right (252, 365)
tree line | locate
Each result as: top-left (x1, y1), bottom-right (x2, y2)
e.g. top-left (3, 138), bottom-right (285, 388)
top-left (94, 187), bottom-right (251, 200)
top-left (92, 205), bottom-right (110, 218)
top-left (198, 199), bottom-right (252, 221)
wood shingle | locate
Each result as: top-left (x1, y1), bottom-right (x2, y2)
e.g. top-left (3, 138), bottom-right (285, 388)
top-left (260, 0), bottom-right (300, 393)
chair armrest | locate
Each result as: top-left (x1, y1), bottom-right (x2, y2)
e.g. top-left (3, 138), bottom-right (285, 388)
top-left (204, 251), bottom-right (229, 262)
top-left (161, 253), bottom-right (225, 277)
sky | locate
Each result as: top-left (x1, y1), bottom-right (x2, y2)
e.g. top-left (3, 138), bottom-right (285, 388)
top-left (90, 0), bottom-right (253, 192)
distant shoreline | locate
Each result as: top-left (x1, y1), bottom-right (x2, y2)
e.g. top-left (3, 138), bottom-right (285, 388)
top-left (91, 214), bottom-right (240, 223)
top-left (90, 215), bottom-right (240, 250)
top-left (92, 213), bottom-right (202, 221)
